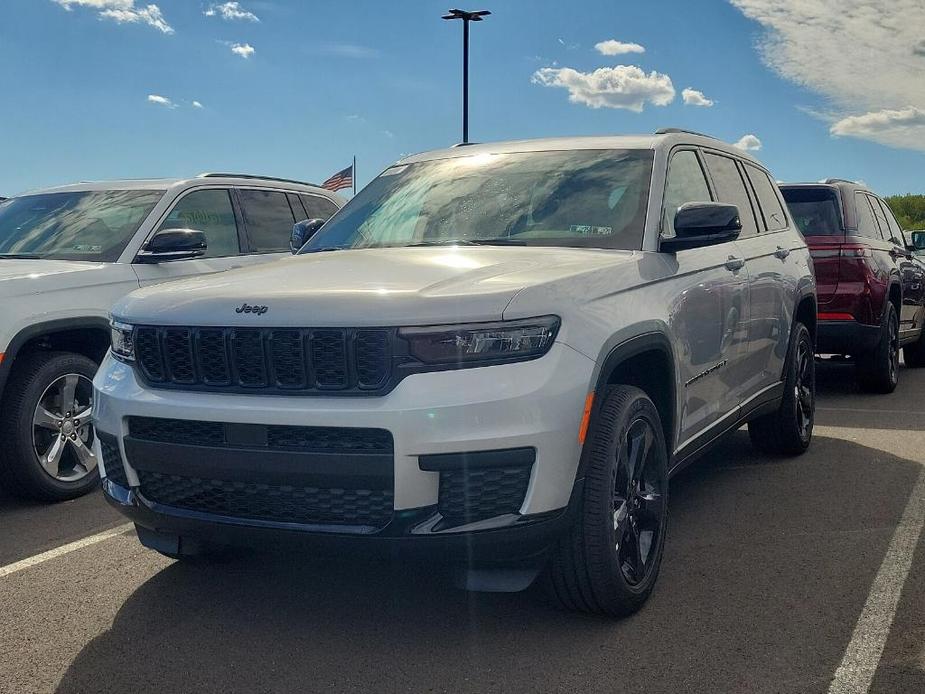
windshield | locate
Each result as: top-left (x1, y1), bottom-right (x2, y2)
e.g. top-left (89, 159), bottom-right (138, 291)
top-left (781, 187), bottom-right (844, 236)
top-left (0, 189), bottom-right (164, 261)
top-left (303, 149), bottom-right (653, 252)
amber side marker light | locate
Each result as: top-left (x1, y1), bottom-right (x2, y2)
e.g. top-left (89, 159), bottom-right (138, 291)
top-left (578, 392), bottom-right (595, 444)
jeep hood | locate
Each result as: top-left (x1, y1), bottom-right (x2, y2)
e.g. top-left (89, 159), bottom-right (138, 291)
top-left (114, 246), bottom-right (639, 326)
top-left (0, 259), bottom-right (116, 296)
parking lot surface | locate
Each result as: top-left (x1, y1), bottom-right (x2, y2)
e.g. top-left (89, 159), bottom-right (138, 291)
top-left (1, 361), bottom-right (924, 694)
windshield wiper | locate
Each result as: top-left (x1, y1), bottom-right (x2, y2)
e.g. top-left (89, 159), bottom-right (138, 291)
top-left (406, 238), bottom-right (527, 247)
top-left (303, 246), bottom-right (346, 254)
top-left (0, 253), bottom-right (41, 259)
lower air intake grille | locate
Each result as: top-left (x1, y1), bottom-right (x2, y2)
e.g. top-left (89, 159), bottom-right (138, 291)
top-left (98, 433), bottom-right (128, 488)
top-left (438, 467), bottom-right (531, 525)
top-left (137, 472), bottom-right (394, 528)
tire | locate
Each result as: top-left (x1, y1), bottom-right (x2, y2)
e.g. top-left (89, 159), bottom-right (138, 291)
top-left (0, 351), bottom-right (100, 501)
top-left (546, 385), bottom-right (669, 617)
top-left (856, 303), bottom-right (900, 393)
top-left (748, 322), bottom-right (815, 455)
top-left (903, 331), bottom-right (925, 368)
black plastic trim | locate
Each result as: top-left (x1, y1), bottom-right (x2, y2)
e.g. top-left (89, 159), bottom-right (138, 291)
top-left (419, 447), bottom-right (536, 472)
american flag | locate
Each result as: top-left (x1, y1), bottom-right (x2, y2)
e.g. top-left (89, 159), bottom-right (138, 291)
top-left (321, 164), bottom-right (353, 193)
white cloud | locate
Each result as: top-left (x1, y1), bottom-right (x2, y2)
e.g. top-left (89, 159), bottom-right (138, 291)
top-left (682, 87), bottom-right (714, 107)
top-left (147, 94), bottom-right (175, 108)
top-left (531, 65), bottom-right (675, 112)
top-left (728, 0), bottom-right (925, 151)
top-left (594, 39), bottom-right (645, 56)
top-left (314, 42), bottom-right (380, 59)
top-left (192, 100), bottom-right (204, 109)
top-left (52, 0), bottom-right (174, 34)
top-left (830, 107), bottom-right (925, 149)
top-left (230, 42), bottom-right (255, 59)
top-left (734, 134), bottom-right (762, 151)
top-left (383, 129), bottom-right (395, 138)
top-left (204, 2), bottom-right (259, 22)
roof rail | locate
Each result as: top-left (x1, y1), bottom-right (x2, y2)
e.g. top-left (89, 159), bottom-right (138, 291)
top-left (196, 172), bottom-right (320, 187)
top-left (654, 127), bottom-right (718, 139)
top-left (824, 178), bottom-right (860, 186)
top-left (451, 142), bottom-right (480, 147)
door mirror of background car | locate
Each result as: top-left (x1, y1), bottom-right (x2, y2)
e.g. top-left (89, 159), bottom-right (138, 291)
top-left (911, 231), bottom-right (925, 251)
top-left (660, 202), bottom-right (743, 253)
top-left (290, 218), bottom-right (326, 254)
top-left (136, 228), bottom-right (207, 263)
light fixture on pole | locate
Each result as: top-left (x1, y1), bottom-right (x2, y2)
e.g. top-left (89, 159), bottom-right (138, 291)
top-left (441, 8), bottom-right (490, 144)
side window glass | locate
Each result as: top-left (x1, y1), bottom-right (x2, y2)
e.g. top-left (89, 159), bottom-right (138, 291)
top-left (662, 150), bottom-right (711, 236)
top-left (301, 194), bottom-right (339, 221)
top-left (703, 153), bottom-right (758, 238)
top-left (239, 189), bottom-right (297, 253)
top-left (876, 197), bottom-right (903, 243)
top-left (744, 165), bottom-right (788, 231)
top-left (854, 193), bottom-right (881, 239)
top-left (867, 195), bottom-right (888, 240)
top-left (286, 193), bottom-right (308, 221)
top-left (157, 189), bottom-right (240, 258)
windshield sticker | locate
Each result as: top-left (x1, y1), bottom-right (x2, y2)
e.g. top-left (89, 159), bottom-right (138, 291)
top-left (570, 224), bottom-right (613, 236)
top-left (381, 165), bottom-right (409, 176)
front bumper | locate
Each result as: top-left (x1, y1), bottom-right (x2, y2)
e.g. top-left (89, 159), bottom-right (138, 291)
top-left (93, 343), bottom-right (594, 557)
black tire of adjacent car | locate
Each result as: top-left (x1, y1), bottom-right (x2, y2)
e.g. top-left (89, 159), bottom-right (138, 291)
top-left (748, 321), bottom-right (815, 456)
top-left (903, 331), bottom-right (925, 368)
top-left (856, 302), bottom-right (900, 393)
top-left (0, 351), bottom-right (100, 501)
top-left (546, 385), bottom-right (669, 617)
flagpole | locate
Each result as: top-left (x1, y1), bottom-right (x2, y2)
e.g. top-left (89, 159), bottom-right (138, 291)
top-left (352, 155), bottom-right (356, 197)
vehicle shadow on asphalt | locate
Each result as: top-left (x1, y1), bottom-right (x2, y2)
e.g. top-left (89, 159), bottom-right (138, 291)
top-left (54, 432), bottom-right (925, 694)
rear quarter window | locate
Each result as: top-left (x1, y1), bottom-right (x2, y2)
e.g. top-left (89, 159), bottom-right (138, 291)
top-left (744, 165), bottom-right (788, 231)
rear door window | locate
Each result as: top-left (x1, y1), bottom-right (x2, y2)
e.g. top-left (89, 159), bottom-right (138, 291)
top-left (781, 187), bottom-right (843, 236)
top-left (875, 197), bottom-right (904, 244)
top-left (744, 165), bottom-right (788, 231)
top-left (157, 188), bottom-right (240, 258)
top-left (238, 189), bottom-right (297, 253)
top-left (661, 149), bottom-right (712, 235)
top-left (703, 153), bottom-right (758, 238)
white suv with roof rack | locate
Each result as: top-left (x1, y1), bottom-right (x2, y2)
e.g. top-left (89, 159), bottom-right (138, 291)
top-left (95, 131), bottom-right (816, 616)
top-left (0, 173), bottom-right (343, 501)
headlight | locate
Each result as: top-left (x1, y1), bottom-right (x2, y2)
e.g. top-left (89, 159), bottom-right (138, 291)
top-left (110, 320), bottom-right (135, 361)
top-left (399, 316), bottom-right (560, 365)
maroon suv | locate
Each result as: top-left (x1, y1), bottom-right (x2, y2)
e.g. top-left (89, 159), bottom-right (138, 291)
top-left (781, 179), bottom-right (925, 392)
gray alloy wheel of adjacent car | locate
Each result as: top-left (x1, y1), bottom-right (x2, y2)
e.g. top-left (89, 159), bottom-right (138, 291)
top-left (0, 351), bottom-right (100, 501)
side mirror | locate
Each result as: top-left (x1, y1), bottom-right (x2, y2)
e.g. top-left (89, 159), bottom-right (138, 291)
top-left (660, 202), bottom-right (742, 253)
top-left (911, 231), bottom-right (925, 251)
top-left (136, 229), bottom-right (207, 263)
top-left (291, 218), bottom-right (326, 254)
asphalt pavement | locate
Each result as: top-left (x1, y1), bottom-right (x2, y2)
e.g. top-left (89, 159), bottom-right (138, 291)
top-left (1, 360), bottom-right (924, 693)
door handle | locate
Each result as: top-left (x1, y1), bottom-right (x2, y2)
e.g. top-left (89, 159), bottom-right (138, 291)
top-left (774, 246), bottom-right (790, 260)
top-left (724, 255), bottom-right (745, 272)
top-left (889, 248), bottom-right (909, 260)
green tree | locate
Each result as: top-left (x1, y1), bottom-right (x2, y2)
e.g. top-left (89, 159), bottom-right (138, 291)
top-left (885, 194), bottom-right (925, 230)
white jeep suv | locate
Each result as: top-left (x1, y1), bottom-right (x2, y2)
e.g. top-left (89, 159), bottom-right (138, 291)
top-left (0, 174), bottom-right (342, 500)
top-left (94, 132), bottom-right (817, 616)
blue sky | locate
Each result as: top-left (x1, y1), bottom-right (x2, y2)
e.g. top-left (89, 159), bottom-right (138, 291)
top-left (2, 0), bottom-right (924, 196)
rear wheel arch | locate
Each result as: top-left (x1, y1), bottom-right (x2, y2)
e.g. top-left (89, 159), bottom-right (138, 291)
top-left (794, 294), bottom-right (817, 347)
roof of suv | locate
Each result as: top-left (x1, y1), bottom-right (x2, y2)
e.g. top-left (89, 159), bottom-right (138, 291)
top-left (780, 180), bottom-right (873, 196)
top-left (15, 173), bottom-right (338, 198)
top-left (398, 132), bottom-right (764, 166)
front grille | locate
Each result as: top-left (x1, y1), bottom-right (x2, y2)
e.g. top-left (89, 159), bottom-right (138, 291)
top-left (137, 472), bottom-right (394, 527)
top-left (127, 417), bottom-right (393, 453)
top-left (134, 326), bottom-right (394, 394)
top-left (98, 433), bottom-right (128, 487)
top-left (438, 467), bottom-right (531, 525)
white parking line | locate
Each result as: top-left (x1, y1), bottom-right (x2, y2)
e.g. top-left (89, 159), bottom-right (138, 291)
top-left (0, 523), bottom-right (134, 579)
top-left (827, 468), bottom-right (925, 694)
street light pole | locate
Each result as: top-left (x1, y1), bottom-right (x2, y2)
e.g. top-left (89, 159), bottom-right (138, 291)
top-left (441, 8), bottom-right (490, 144)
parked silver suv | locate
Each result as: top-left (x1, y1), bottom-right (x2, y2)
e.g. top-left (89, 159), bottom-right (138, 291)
top-left (94, 131), bottom-right (816, 616)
